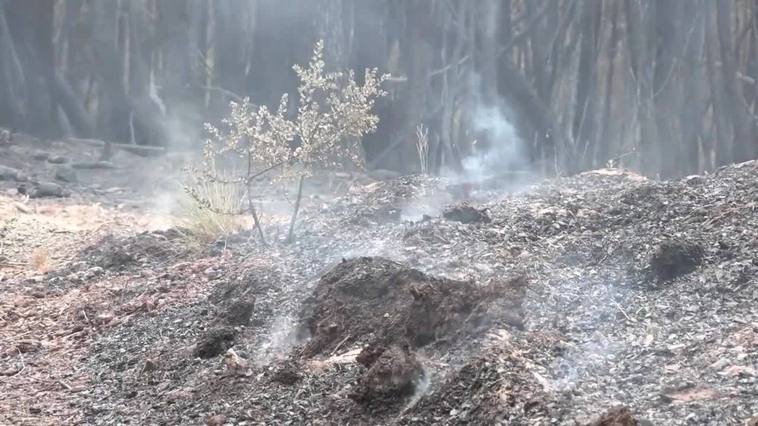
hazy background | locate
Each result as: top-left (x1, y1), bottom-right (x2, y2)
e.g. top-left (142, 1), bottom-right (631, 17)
top-left (0, 0), bottom-right (757, 179)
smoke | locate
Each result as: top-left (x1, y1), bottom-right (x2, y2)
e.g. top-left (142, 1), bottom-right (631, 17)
top-left (252, 313), bottom-right (299, 365)
top-left (552, 331), bottom-right (619, 392)
top-left (444, 74), bottom-right (535, 192)
top-left (462, 103), bottom-right (526, 180)
top-left (402, 364), bottom-right (432, 414)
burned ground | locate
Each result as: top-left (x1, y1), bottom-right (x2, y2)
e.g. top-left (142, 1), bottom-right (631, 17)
top-left (299, 257), bottom-right (525, 358)
top-left (1, 137), bottom-right (757, 425)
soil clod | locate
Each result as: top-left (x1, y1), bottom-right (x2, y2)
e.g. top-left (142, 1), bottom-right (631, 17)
top-left (443, 203), bottom-right (491, 224)
top-left (590, 406), bottom-right (640, 426)
top-left (350, 344), bottom-right (424, 405)
top-left (271, 363), bottom-right (303, 385)
top-left (649, 239), bottom-right (704, 283)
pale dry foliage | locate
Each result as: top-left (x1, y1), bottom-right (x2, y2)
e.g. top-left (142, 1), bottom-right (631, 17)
top-left (30, 247), bottom-right (50, 273)
top-left (292, 41), bottom-right (388, 171)
top-left (177, 180), bottom-right (248, 244)
top-left (186, 40), bottom-right (388, 242)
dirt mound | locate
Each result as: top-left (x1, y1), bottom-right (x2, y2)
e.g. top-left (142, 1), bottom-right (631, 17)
top-left (299, 257), bottom-right (526, 357)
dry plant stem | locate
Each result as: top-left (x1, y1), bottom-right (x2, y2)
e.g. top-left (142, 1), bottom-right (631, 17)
top-left (416, 124), bottom-right (429, 174)
top-left (286, 174), bottom-right (305, 243)
top-left (246, 182), bottom-right (267, 246)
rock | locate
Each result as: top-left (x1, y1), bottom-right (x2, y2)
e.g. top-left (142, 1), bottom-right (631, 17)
top-left (142, 358), bottom-right (159, 373)
top-left (0, 165), bottom-right (23, 181)
top-left (54, 166), bottom-right (77, 183)
top-left (443, 203), bottom-right (491, 224)
top-left (83, 266), bottom-right (105, 279)
top-left (683, 175), bottom-right (705, 186)
top-left (193, 327), bottom-right (236, 359)
top-left (649, 239), bottom-right (704, 283)
top-left (590, 406), bottom-right (639, 426)
top-left (72, 160), bottom-right (116, 170)
top-left (223, 349), bottom-right (251, 376)
top-left (31, 152), bottom-right (50, 161)
top-left (47, 155), bottom-right (68, 164)
top-left (31, 182), bottom-right (66, 198)
top-left (206, 414), bottom-right (226, 426)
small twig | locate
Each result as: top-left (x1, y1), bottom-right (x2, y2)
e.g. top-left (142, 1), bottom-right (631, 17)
top-left (11, 349), bottom-right (25, 377)
top-left (57, 379), bottom-right (73, 390)
top-left (612, 300), bottom-right (636, 323)
top-left (331, 335), bottom-right (352, 355)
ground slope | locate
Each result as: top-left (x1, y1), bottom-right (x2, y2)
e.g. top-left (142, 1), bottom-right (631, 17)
top-left (1, 135), bottom-right (756, 425)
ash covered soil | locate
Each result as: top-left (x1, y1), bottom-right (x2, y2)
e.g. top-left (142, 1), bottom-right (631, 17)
top-left (1, 135), bottom-right (757, 425)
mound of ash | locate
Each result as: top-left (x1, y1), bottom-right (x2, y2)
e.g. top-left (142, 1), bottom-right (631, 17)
top-left (299, 257), bottom-right (526, 359)
top-left (81, 228), bottom-right (190, 270)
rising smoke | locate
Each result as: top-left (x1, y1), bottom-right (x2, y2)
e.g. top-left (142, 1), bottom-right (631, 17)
top-left (462, 102), bottom-right (527, 182)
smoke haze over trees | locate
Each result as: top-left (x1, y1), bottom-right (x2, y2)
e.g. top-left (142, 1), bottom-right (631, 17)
top-left (1, 0), bottom-right (757, 178)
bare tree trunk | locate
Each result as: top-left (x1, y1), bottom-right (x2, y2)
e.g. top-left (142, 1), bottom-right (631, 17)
top-left (0, 1), bottom-right (27, 127)
top-left (625, 0), bottom-right (660, 176)
top-left (716, 0), bottom-right (756, 162)
top-left (573, 0), bottom-right (601, 170)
